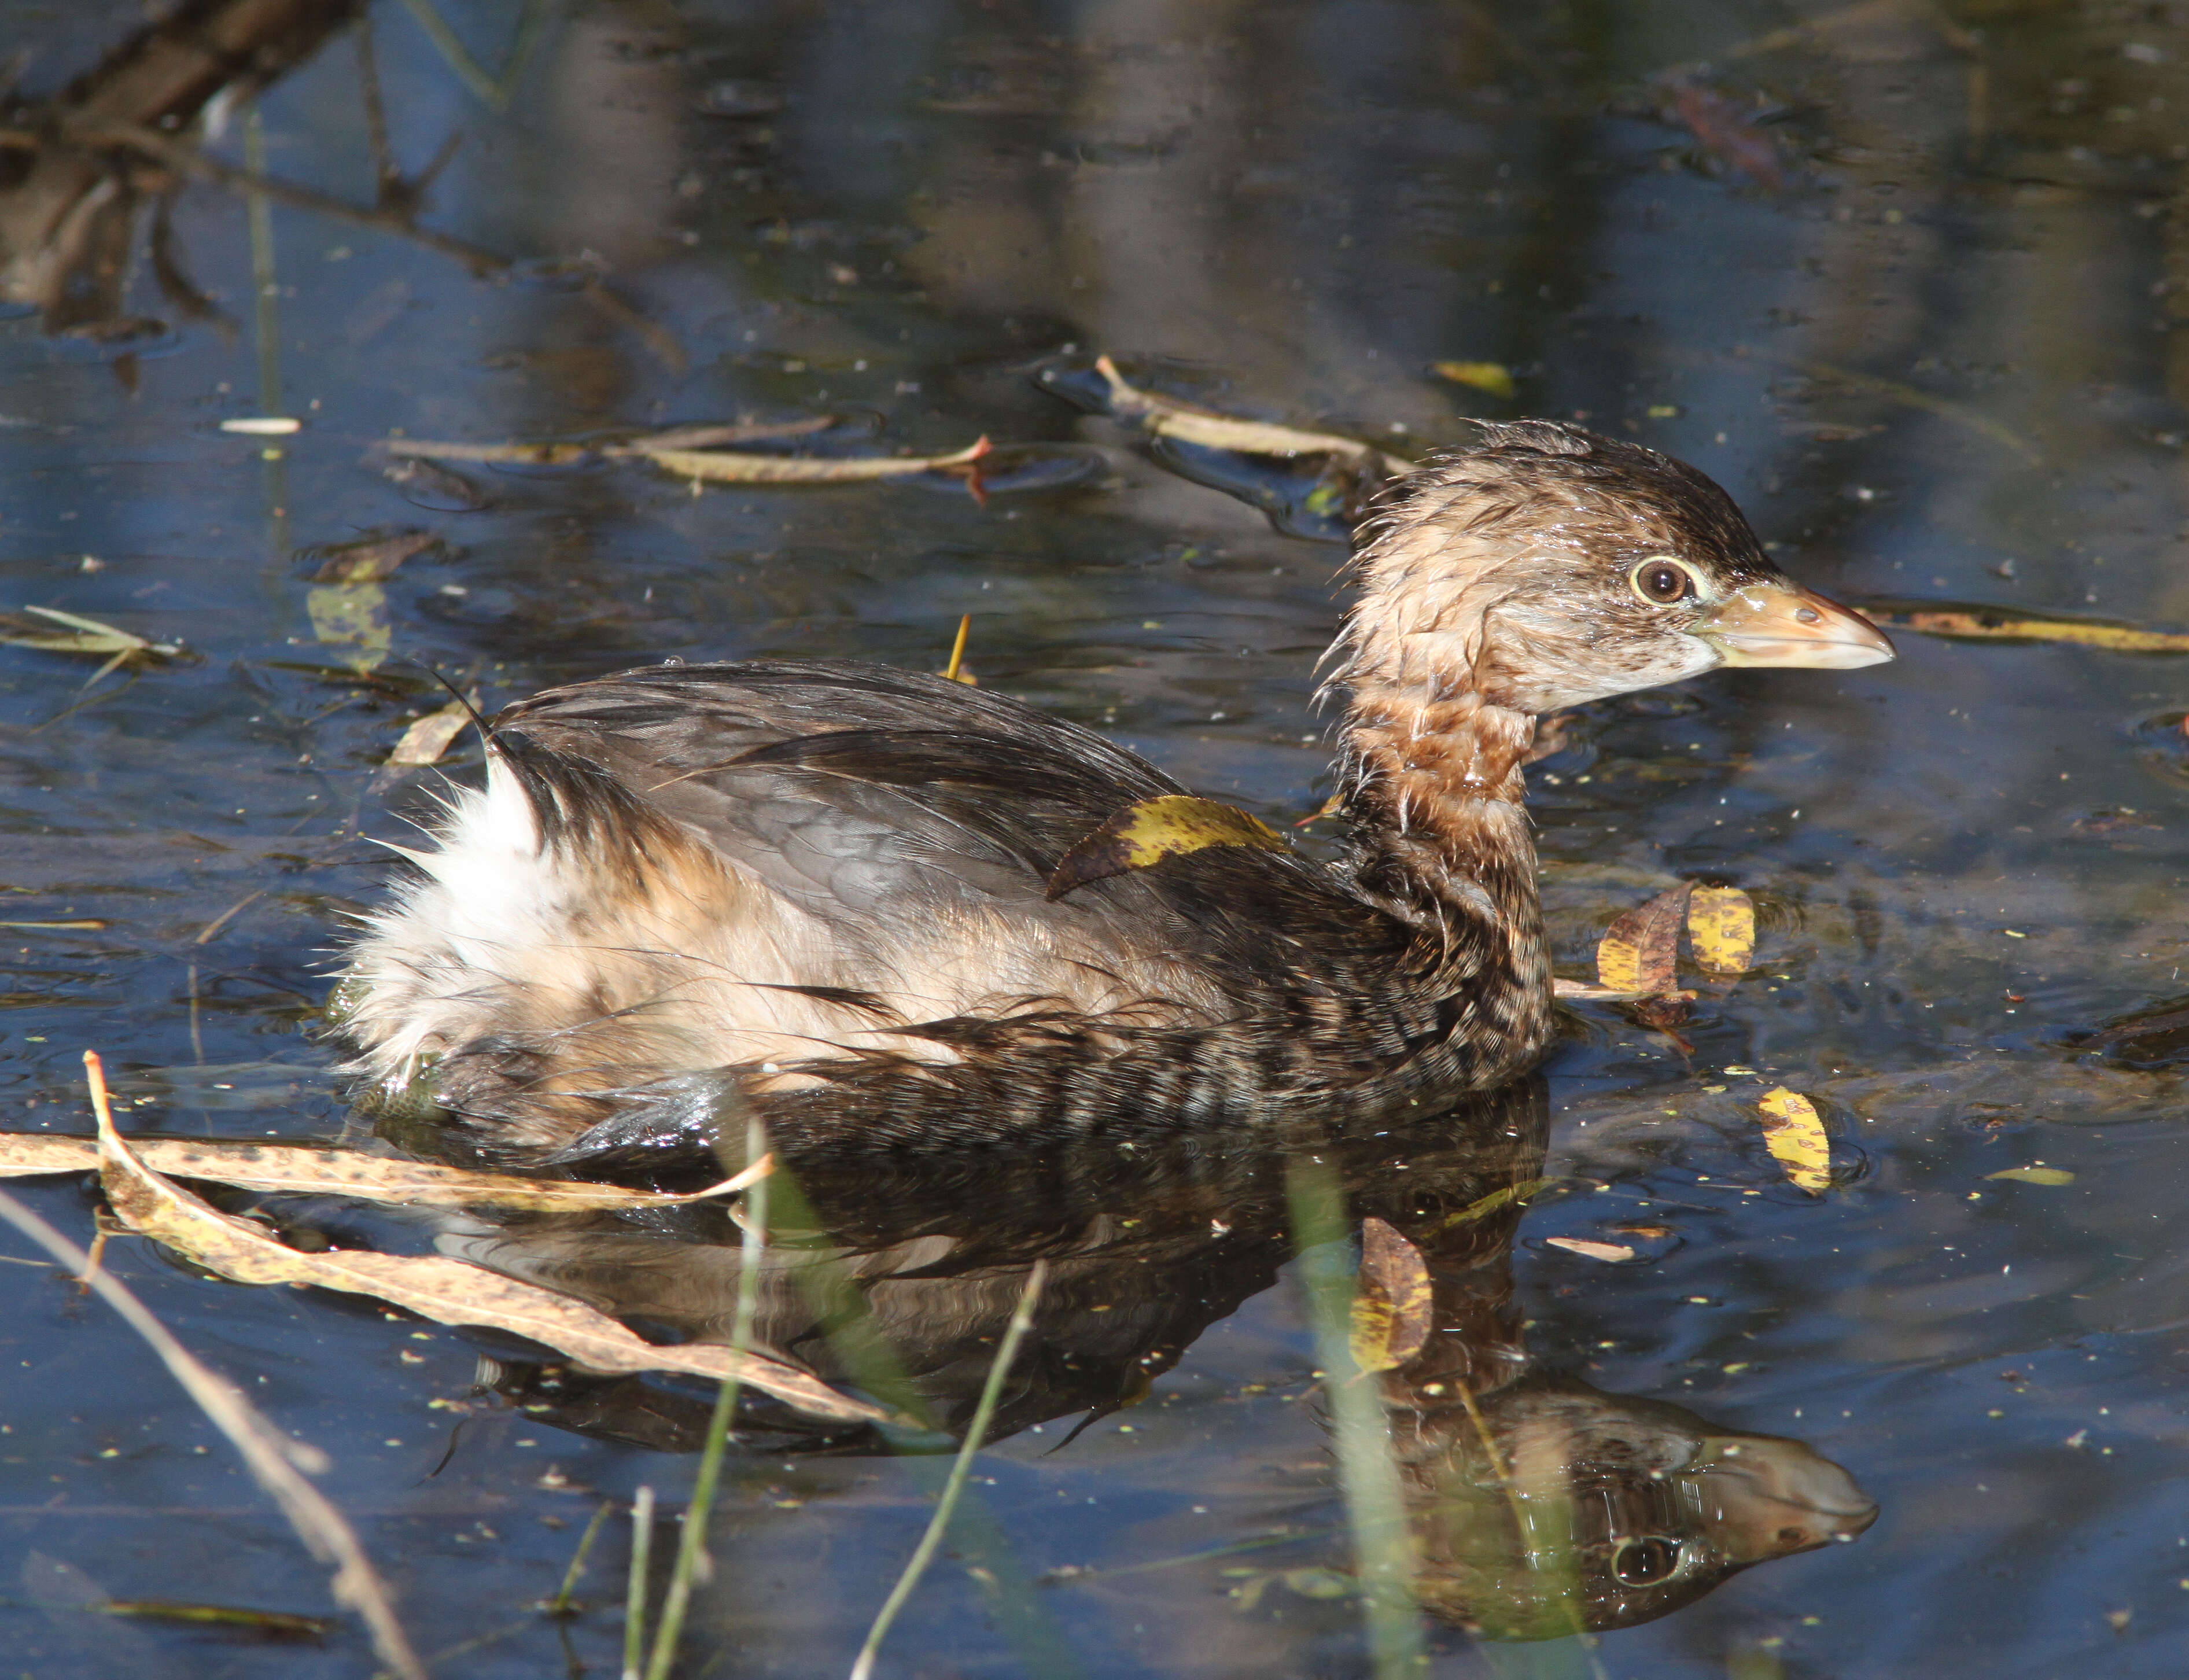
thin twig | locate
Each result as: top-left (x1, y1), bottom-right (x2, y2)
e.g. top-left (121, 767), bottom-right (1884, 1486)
top-left (623, 1486), bottom-right (655, 1680)
top-left (0, 1053), bottom-right (425, 1680)
top-left (60, 121), bottom-right (684, 371)
top-left (395, 0), bottom-right (546, 113)
top-left (195, 889), bottom-right (267, 946)
top-left (850, 1261), bottom-right (1048, 1680)
top-left (943, 614), bottom-right (971, 682)
top-left (353, 15), bottom-right (403, 208)
top-left (644, 1115), bottom-right (771, 1679)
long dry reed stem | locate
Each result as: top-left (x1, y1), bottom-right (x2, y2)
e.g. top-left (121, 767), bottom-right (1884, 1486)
top-left (3, 1056), bottom-right (424, 1679)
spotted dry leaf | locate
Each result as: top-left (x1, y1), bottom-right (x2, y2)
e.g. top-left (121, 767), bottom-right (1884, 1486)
top-left (1756, 1086), bottom-right (1831, 1193)
top-left (1350, 1217), bottom-right (1433, 1374)
top-left (1686, 885), bottom-right (1756, 974)
top-left (1596, 882), bottom-right (1693, 996)
top-left (1046, 794), bottom-right (1287, 900)
top-left (88, 1117), bottom-right (876, 1421)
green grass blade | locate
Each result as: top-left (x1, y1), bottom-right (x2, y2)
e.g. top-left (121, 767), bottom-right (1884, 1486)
top-left (849, 1261), bottom-right (1048, 1680)
top-left (644, 1117), bottom-right (771, 1680)
top-left (622, 1484), bottom-right (654, 1680)
top-left (1286, 1155), bottom-right (1427, 1678)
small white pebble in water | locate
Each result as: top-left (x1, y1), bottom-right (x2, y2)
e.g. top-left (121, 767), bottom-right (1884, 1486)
top-left (220, 416), bottom-right (300, 435)
top-left (1210, 711), bottom-right (1225, 721)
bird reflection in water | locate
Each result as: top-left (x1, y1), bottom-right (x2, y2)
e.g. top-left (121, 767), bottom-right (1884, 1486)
top-left (419, 1080), bottom-right (1876, 1640)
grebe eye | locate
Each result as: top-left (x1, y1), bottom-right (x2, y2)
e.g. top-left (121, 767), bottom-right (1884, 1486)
top-left (1630, 559), bottom-right (1695, 606)
top-left (1610, 1535), bottom-right (1683, 1587)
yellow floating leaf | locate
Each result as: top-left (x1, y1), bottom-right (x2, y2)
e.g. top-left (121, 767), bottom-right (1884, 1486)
top-left (1350, 1217), bottom-right (1433, 1373)
top-left (1984, 1166), bottom-right (2076, 1187)
top-left (1045, 794), bottom-right (1286, 900)
top-left (1757, 1086), bottom-right (1831, 1192)
top-left (1861, 602), bottom-right (2189, 653)
top-left (1543, 1236), bottom-right (1637, 1263)
top-left (1596, 883), bottom-right (1692, 995)
top-left (1687, 885), bottom-right (1756, 974)
top-left (634, 436), bottom-right (991, 484)
top-left (386, 702), bottom-right (471, 769)
top-left (305, 583), bottom-right (389, 673)
top-left (1431, 360), bottom-right (1516, 400)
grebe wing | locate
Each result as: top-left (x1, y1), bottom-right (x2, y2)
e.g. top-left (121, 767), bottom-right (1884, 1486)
top-left (495, 659), bottom-right (1405, 993)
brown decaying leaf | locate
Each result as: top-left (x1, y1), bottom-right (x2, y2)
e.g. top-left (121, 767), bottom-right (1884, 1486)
top-left (1092, 356), bottom-right (1413, 477)
top-left (1543, 1236), bottom-right (1637, 1263)
top-left (1667, 80), bottom-right (1786, 191)
top-left (303, 529), bottom-right (442, 584)
top-left (381, 455), bottom-right (491, 510)
top-left (0, 1129), bottom-right (771, 1211)
top-left (1686, 885), bottom-right (1756, 974)
top-left (1350, 1217), bottom-right (1434, 1374)
top-left (1756, 1086), bottom-right (1831, 1193)
top-left (1858, 601), bottom-right (2189, 653)
top-left (92, 1114), bottom-right (876, 1421)
top-left (1045, 794), bottom-right (1287, 901)
top-left (1596, 882), bottom-right (1693, 995)
top-left (385, 702), bottom-right (471, 769)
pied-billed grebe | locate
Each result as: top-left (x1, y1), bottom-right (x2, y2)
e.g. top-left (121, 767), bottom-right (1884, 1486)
top-left (336, 422), bottom-right (1891, 1163)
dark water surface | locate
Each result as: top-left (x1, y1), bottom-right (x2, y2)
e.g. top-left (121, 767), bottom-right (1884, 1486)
top-left (3, 1), bottom-right (2188, 1675)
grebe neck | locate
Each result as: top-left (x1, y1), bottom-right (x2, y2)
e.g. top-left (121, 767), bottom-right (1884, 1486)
top-left (1335, 676), bottom-right (1542, 949)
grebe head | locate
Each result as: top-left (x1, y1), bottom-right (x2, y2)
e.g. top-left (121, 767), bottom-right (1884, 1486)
top-left (1338, 420), bottom-right (1894, 717)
